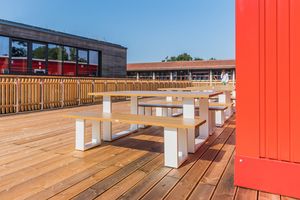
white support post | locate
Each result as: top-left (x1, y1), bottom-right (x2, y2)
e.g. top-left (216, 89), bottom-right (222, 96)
top-left (219, 91), bottom-right (232, 118)
top-left (183, 97), bottom-right (197, 153)
top-left (216, 110), bottom-right (225, 127)
top-left (198, 98), bottom-right (209, 138)
top-left (177, 97), bottom-right (183, 114)
top-left (164, 127), bottom-right (188, 168)
top-left (137, 72), bottom-right (139, 80)
top-left (92, 120), bottom-right (101, 144)
top-left (103, 95), bottom-right (112, 141)
top-left (153, 72), bottom-right (155, 80)
top-left (76, 119), bottom-right (85, 151)
top-left (131, 96), bottom-right (138, 130)
top-left (138, 106), bottom-right (145, 128)
top-left (209, 70), bottom-right (213, 86)
top-left (166, 96), bottom-right (173, 117)
top-left (156, 107), bottom-right (163, 116)
top-left (145, 107), bottom-right (152, 116)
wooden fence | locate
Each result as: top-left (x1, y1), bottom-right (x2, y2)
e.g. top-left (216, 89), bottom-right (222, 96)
top-left (0, 76), bottom-right (191, 114)
top-left (191, 80), bottom-right (235, 87)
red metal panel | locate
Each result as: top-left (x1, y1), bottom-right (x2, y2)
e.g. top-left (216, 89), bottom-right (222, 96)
top-left (277, 0), bottom-right (290, 162)
top-left (290, 0), bottom-right (300, 163)
top-left (235, 155), bottom-right (300, 199)
top-left (259, 0), bottom-right (266, 158)
top-left (236, 0), bottom-right (260, 158)
top-left (265, 0), bottom-right (278, 160)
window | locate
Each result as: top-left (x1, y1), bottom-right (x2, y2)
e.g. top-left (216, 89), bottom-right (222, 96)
top-left (89, 50), bottom-right (98, 76)
top-left (63, 46), bottom-right (77, 76)
top-left (11, 40), bottom-right (28, 73)
top-left (78, 50), bottom-right (88, 76)
top-left (48, 44), bottom-right (63, 75)
top-left (0, 36), bottom-right (9, 74)
top-left (32, 43), bottom-right (46, 74)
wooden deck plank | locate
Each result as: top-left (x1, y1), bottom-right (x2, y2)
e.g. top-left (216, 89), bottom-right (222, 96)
top-left (164, 128), bottom-right (236, 200)
top-left (235, 187), bottom-right (257, 200)
top-left (211, 151), bottom-right (236, 200)
top-left (0, 98), bottom-right (289, 200)
top-left (258, 191), bottom-right (280, 200)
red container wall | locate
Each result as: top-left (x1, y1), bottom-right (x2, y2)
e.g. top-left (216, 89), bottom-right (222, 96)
top-left (236, 0), bottom-right (300, 166)
top-left (236, 0), bottom-right (300, 198)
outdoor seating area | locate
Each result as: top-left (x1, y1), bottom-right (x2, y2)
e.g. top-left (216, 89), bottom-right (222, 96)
top-left (0, 93), bottom-right (294, 199)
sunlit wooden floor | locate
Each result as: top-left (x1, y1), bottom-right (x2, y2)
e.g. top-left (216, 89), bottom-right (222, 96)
top-left (0, 98), bottom-right (296, 200)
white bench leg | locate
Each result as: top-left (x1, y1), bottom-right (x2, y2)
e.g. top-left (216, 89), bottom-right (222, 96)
top-left (145, 107), bottom-right (152, 116)
top-left (92, 120), bottom-right (101, 144)
top-left (156, 107), bottom-right (162, 116)
top-left (138, 107), bottom-right (145, 128)
top-left (177, 97), bottom-right (183, 114)
top-left (103, 95), bottom-right (112, 141)
top-left (76, 119), bottom-right (102, 151)
top-left (76, 119), bottom-right (85, 151)
top-left (164, 127), bottom-right (188, 168)
top-left (216, 110), bottom-right (225, 127)
top-left (212, 111), bottom-right (216, 133)
top-left (131, 96), bottom-right (138, 130)
top-left (219, 91), bottom-right (232, 118)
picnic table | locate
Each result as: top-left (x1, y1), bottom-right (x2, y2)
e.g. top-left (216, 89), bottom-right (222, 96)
top-left (88, 90), bottom-right (222, 153)
top-left (158, 86), bottom-right (236, 117)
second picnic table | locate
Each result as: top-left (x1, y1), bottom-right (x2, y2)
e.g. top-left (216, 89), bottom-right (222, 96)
top-left (88, 90), bottom-right (222, 153)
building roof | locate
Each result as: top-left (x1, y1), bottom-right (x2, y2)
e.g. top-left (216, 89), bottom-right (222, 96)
top-left (127, 59), bottom-right (235, 71)
top-left (0, 19), bottom-right (127, 49)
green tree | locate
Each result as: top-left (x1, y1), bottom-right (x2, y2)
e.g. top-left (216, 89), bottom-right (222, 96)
top-left (32, 46), bottom-right (46, 59)
top-left (175, 53), bottom-right (192, 61)
top-left (209, 57), bottom-right (217, 60)
top-left (194, 57), bottom-right (203, 61)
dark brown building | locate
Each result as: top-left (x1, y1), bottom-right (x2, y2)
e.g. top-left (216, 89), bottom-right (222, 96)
top-left (0, 19), bottom-right (127, 78)
top-left (127, 59), bottom-right (235, 82)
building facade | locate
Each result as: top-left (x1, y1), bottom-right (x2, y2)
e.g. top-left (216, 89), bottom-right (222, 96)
top-left (0, 19), bottom-right (127, 78)
top-left (127, 59), bottom-right (235, 82)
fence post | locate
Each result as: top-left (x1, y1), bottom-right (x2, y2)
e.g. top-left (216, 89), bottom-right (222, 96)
top-left (61, 78), bottom-right (64, 108)
top-left (15, 77), bottom-right (19, 114)
top-left (92, 79), bottom-right (95, 104)
top-left (78, 79), bottom-right (81, 106)
top-left (105, 80), bottom-right (107, 92)
top-left (140, 81), bottom-right (142, 91)
top-left (133, 81), bottom-right (135, 91)
top-left (115, 80), bottom-right (118, 101)
top-left (41, 78), bottom-right (44, 110)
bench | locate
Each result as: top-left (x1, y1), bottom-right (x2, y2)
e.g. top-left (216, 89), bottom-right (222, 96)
top-left (134, 103), bottom-right (227, 134)
top-left (145, 101), bottom-right (231, 126)
top-left (62, 111), bottom-right (206, 168)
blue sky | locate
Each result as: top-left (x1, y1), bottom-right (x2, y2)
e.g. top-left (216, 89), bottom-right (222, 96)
top-left (0, 0), bottom-right (235, 63)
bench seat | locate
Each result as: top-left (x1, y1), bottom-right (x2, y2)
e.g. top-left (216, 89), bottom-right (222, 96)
top-left (62, 111), bottom-right (206, 168)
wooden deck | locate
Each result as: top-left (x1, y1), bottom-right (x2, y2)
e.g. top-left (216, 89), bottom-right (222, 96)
top-left (0, 98), bottom-right (297, 200)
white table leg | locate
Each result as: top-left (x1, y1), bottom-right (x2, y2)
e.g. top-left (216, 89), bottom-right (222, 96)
top-left (156, 107), bottom-right (162, 116)
top-left (131, 96), bottom-right (138, 130)
top-left (145, 107), bottom-right (152, 116)
top-left (138, 106), bottom-right (145, 128)
top-left (166, 96), bottom-right (173, 117)
top-left (216, 110), bottom-right (225, 127)
top-left (164, 127), bottom-right (188, 168)
top-left (199, 98), bottom-right (209, 137)
top-left (76, 119), bottom-right (85, 151)
top-left (219, 91), bottom-right (232, 118)
top-left (183, 97), bottom-right (197, 153)
top-left (103, 95), bottom-right (112, 141)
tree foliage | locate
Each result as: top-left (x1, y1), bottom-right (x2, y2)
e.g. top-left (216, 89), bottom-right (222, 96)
top-left (209, 57), bottom-right (217, 60)
top-left (162, 53), bottom-right (215, 62)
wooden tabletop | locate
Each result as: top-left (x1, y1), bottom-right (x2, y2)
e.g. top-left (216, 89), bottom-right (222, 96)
top-left (159, 86), bottom-right (235, 92)
top-left (88, 91), bottom-right (222, 98)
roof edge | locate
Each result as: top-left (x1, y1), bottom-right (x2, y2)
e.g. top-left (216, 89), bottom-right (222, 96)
top-left (0, 19), bottom-right (127, 49)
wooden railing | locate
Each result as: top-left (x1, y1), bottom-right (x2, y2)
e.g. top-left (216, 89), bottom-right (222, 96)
top-left (191, 80), bottom-right (235, 87)
top-left (0, 75), bottom-right (191, 114)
